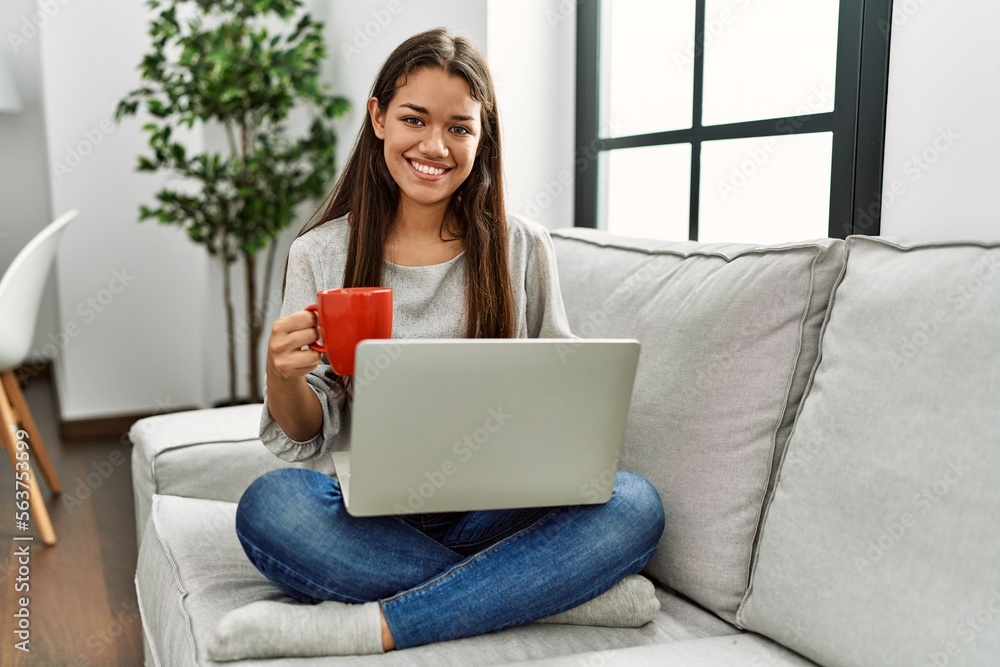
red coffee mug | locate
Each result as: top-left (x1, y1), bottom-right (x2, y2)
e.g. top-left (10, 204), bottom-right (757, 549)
top-left (306, 287), bottom-right (393, 376)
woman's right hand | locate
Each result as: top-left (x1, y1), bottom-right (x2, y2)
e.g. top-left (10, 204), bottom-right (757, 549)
top-left (265, 310), bottom-right (325, 442)
top-left (266, 310), bottom-right (323, 381)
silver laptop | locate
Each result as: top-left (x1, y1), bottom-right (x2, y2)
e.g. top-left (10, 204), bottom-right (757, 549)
top-left (332, 338), bottom-right (640, 516)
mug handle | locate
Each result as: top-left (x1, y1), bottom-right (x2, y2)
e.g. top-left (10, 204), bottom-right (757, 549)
top-left (305, 304), bottom-right (325, 353)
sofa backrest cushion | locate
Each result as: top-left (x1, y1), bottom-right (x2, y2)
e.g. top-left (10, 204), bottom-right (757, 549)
top-left (737, 237), bottom-right (1000, 666)
top-left (550, 229), bottom-right (846, 623)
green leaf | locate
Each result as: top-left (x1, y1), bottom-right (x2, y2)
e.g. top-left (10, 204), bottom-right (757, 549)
top-left (115, 0), bottom-right (347, 267)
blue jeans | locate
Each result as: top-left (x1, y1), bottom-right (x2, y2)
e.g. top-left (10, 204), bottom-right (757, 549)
top-left (235, 468), bottom-right (665, 649)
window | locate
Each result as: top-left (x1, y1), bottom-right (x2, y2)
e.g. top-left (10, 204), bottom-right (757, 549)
top-left (575, 0), bottom-right (893, 241)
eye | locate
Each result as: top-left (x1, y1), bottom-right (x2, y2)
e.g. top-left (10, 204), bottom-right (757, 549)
top-left (402, 117), bottom-right (424, 126)
top-left (450, 126), bottom-right (472, 136)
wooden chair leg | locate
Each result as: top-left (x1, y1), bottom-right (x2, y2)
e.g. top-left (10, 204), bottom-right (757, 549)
top-left (1, 371), bottom-right (61, 493)
top-left (0, 377), bottom-right (57, 546)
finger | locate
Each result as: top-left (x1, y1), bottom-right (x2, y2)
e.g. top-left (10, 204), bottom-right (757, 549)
top-left (288, 309), bottom-right (319, 330)
top-left (273, 310), bottom-right (319, 334)
top-left (277, 350), bottom-right (323, 374)
top-left (279, 326), bottom-right (320, 351)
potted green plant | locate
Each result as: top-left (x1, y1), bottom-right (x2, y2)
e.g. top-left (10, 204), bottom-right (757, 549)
top-left (116, 0), bottom-right (349, 404)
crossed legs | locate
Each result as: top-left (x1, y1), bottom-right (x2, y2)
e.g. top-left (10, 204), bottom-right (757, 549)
top-left (210, 467), bottom-right (664, 658)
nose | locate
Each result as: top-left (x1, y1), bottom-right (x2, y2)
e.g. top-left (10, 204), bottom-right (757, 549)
top-left (420, 127), bottom-right (449, 159)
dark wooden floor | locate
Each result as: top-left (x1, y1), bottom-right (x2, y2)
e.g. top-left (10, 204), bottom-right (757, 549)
top-left (0, 375), bottom-right (144, 666)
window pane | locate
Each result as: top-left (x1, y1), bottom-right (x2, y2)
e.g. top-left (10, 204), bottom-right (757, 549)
top-left (699, 133), bottom-right (832, 243)
top-left (602, 144), bottom-right (691, 241)
top-left (702, 0), bottom-right (838, 126)
top-left (601, 0), bottom-right (695, 137)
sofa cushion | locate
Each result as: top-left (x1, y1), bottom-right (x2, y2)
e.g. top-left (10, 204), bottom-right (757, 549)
top-left (137, 494), bottom-right (739, 666)
top-left (507, 634), bottom-right (818, 666)
top-left (129, 404), bottom-right (295, 547)
top-left (737, 237), bottom-right (1000, 666)
top-left (551, 229), bottom-right (846, 623)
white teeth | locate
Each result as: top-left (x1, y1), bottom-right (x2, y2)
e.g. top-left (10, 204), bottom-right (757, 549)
top-left (410, 160), bottom-right (446, 176)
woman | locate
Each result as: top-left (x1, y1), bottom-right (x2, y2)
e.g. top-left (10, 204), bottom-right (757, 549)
top-left (209, 28), bottom-right (665, 661)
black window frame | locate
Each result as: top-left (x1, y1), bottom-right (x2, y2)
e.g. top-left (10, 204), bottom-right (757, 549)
top-left (574, 0), bottom-right (894, 240)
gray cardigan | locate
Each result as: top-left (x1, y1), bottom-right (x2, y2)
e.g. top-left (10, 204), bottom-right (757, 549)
top-left (259, 213), bottom-right (574, 474)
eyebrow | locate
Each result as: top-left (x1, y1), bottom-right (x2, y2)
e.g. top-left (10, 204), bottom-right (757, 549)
top-left (399, 103), bottom-right (476, 122)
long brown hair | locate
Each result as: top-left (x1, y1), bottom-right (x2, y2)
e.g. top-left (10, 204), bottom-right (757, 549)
top-left (296, 28), bottom-right (515, 341)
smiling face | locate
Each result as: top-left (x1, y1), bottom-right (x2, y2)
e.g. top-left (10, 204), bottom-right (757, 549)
top-left (368, 67), bottom-right (483, 218)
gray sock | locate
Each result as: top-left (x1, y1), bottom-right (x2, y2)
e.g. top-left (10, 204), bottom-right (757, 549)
top-left (207, 598), bottom-right (384, 661)
top-left (535, 575), bottom-right (660, 627)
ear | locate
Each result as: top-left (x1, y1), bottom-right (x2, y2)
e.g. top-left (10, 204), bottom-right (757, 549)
top-left (368, 97), bottom-right (386, 140)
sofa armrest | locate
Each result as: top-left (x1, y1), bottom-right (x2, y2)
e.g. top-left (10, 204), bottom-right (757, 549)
top-left (129, 404), bottom-right (296, 548)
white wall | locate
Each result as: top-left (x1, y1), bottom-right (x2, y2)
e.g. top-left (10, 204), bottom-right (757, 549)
top-left (880, 0), bottom-right (1000, 240)
top-left (0, 0), bottom-right (57, 360)
top-left (488, 0), bottom-right (577, 231)
top-left (41, 0), bottom-right (208, 419)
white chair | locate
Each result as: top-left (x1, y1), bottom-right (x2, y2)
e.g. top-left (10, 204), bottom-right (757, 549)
top-left (0, 209), bottom-right (79, 546)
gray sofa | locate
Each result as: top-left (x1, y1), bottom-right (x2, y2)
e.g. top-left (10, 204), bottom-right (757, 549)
top-left (130, 228), bottom-right (1000, 666)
